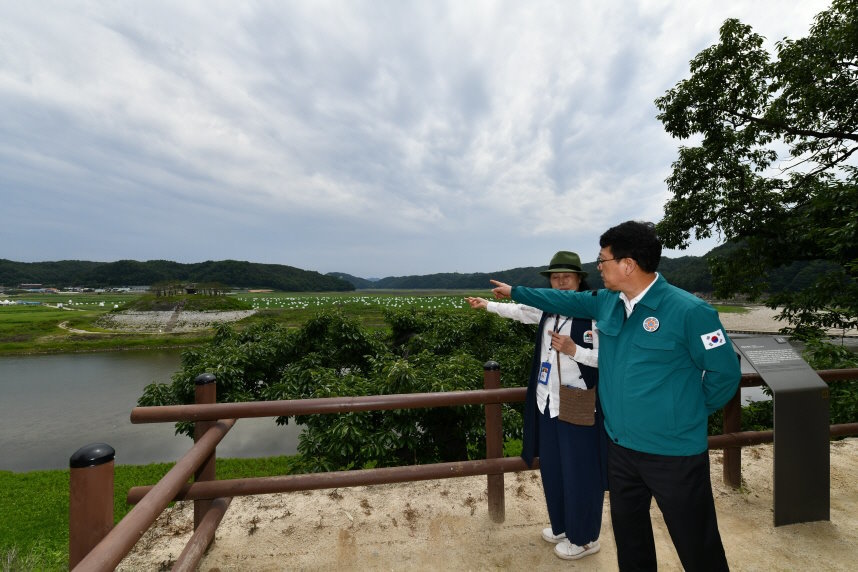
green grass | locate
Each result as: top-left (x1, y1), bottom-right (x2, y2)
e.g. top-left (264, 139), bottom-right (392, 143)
top-left (0, 305), bottom-right (75, 343)
top-left (0, 455), bottom-right (303, 571)
top-left (713, 304), bottom-right (750, 314)
top-left (0, 291), bottom-right (484, 355)
top-left (0, 293), bottom-right (756, 356)
top-left (124, 293), bottom-right (253, 312)
top-left (0, 293), bottom-right (146, 355)
top-left (233, 290), bottom-right (482, 331)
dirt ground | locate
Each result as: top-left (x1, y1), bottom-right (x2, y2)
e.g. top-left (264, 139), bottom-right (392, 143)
top-left (117, 439), bottom-right (858, 571)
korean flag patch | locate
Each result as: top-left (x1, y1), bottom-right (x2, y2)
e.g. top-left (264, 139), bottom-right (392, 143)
top-left (701, 329), bottom-right (726, 350)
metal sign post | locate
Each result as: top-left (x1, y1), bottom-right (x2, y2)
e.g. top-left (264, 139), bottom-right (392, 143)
top-left (733, 336), bottom-right (830, 526)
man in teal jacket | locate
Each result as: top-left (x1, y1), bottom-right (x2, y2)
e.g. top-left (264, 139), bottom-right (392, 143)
top-left (491, 221), bottom-right (740, 571)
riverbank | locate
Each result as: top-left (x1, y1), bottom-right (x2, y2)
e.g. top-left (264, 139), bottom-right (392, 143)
top-left (117, 439), bottom-right (858, 571)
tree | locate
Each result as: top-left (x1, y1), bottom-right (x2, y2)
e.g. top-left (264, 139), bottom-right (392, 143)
top-left (138, 308), bottom-right (534, 472)
top-left (654, 0), bottom-right (858, 338)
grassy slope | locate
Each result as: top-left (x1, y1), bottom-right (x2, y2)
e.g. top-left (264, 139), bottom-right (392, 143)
top-left (0, 294), bottom-right (247, 355)
top-left (0, 455), bottom-right (303, 571)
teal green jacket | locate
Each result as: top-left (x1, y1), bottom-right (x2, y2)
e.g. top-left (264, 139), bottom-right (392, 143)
top-left (512, 274), bottom-right (740, 456)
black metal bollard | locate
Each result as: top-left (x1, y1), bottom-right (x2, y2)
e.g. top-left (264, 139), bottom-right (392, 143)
top-left (69, 443), bottom-right (115, 569)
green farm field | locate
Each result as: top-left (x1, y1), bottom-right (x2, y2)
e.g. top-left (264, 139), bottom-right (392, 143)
top-left (233, 290), bottom-right (479, 328)
top-left (0, 289), bottom-right (749, 355)
top-left (0, 290), bottom-right (485, 355)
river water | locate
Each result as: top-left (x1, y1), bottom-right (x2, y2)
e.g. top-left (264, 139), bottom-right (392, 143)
top-left (0, 350), bottom-right (301, 472)
top-left (0, 339), bottom-right (784, 473)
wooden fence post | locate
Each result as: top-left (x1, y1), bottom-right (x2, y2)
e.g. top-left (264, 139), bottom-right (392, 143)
top-left (69, 443), bottom-right (115, 569)
top-left (194, 373), bottom-right (217, 530)
top-left (484, 361), bottom-right (504, 523)
top-left (722, 387), bottom-right (742, 488)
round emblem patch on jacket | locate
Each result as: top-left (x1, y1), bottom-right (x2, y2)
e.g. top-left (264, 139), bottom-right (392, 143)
top-left (583, 330), bottom-right (594, 344)
top-left (642, 316), bottom-right (660, 332)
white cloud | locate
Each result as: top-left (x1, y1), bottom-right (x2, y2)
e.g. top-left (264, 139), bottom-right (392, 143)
top-left (0, 0), bottom-right (834, 276)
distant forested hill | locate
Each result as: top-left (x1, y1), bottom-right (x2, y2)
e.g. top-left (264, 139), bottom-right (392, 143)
top-left (328, 267), bottom-right (563, 290)
top-left (0, 259), bottom-right (354, 291)
top-left (329, 257), bottom-right (714, 292)
top-left (330, 252), bottom-right (817, 295)
top-left (4, 250), bottom-right (829, 294)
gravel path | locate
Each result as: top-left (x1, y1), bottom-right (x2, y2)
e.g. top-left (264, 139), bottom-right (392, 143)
top-left (717, 305), bottom-right (857, 340)
top-left (715, 305), bottom-right (783, 333)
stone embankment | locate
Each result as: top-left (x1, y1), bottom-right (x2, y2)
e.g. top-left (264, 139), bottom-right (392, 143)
top-left (97, 310), bottom-right (256, 333)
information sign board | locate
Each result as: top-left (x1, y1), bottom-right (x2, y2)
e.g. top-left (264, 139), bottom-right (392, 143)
top-left (733, 336), bottom-right (829, 526)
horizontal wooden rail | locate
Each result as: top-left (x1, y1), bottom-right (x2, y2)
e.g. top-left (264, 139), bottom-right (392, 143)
top-left (130, 369), bottom-right (858, 426)
top-left (124, 368), bottom-right (858, 508)
top-left (131, 387), bottom-right (527, 424)
top-left (709, 430), bottom-right (774, 449)
top-left (710, 423), bottom-right (858, 449)
top-left (83, 366), bottom-right (858, 570)
top-left (127, 421), bottom-right (858, 506)
top-left (830, 422), bottom-right (858, 437)
top-left (128, 456), bottom-right (534, 504)
top-left (172, 497), bottom-right (232, 572)
top-left (71, 419), bottom-right (236, 572)
top-left (815, 368), bottom-right (858, 382)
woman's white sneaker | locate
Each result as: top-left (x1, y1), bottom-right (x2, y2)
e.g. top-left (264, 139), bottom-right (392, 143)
top-left (541, 528), bottom-right (566, 544)
top-left (554, 539), bottom-right (600, 560)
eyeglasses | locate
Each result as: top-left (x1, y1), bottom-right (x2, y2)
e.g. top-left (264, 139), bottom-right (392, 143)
top-left (596, 256), bottom-right (622, 266)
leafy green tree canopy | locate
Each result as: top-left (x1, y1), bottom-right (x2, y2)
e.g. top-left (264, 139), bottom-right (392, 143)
top-left (138, 307), bottom-right (536, 472)
top-left (654, 0), bottom-right (858, 337)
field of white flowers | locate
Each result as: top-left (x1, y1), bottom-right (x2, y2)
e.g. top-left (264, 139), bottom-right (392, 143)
top-left (234, 292), bottom-right (473, 312)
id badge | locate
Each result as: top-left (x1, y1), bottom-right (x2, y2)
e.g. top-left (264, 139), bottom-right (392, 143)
top-left (538, 361), bottom-right (552, 384)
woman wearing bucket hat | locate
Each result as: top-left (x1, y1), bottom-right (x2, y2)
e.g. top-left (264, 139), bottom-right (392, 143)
top-left (466, 251), bottom-right (606, 561)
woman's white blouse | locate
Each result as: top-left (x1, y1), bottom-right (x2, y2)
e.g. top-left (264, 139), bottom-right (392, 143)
top-left (487, 301), bottom-right (599, 418)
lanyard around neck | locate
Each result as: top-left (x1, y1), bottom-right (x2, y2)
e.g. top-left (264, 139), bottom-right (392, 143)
top-left (552, 314), bottom-right (570, 332)
top-left (546, 314), bottom-right (570, 359)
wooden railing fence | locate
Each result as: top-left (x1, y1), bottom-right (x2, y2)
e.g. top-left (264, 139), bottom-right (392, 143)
top-left (68, 364), bottom-right (858, 571)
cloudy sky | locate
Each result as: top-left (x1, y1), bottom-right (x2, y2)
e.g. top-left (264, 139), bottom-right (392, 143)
top-left (1, 1), bottom-right (831, 278)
